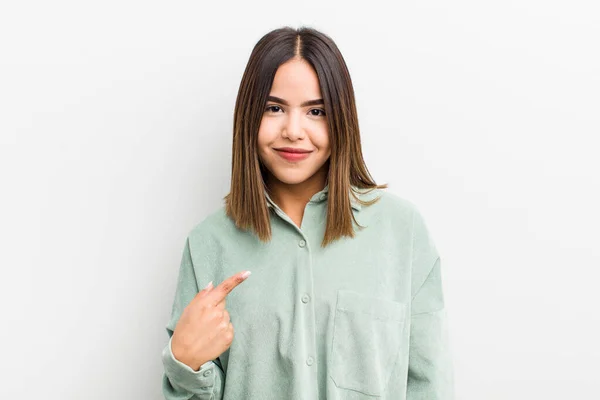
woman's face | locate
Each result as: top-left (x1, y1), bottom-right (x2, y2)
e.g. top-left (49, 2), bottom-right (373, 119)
top-left (257, 58), bottom-right (331, 187)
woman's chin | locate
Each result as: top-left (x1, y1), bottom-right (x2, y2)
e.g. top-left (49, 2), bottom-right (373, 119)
top-left (267, 170), bottom-right (317, 186)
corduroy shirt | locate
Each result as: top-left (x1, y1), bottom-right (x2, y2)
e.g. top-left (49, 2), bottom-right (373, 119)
top-left (161, 185), bottom-right (454, 399)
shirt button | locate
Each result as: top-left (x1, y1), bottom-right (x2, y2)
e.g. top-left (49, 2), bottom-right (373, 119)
top-left (298, 239), bottom-right (306, 248)
top-left (306, 356), bottom-right (314, 366)
top-left (202, 369), bottom-right (212, 377)
top-left (301, 294), bottom-right (310, 303)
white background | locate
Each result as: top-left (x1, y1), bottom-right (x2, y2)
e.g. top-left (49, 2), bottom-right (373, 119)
top-left (1, 1), bottom-right (599, 399)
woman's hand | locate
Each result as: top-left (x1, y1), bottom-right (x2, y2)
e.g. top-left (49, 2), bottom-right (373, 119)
top-left (171, 270), bottom-right (251, 371)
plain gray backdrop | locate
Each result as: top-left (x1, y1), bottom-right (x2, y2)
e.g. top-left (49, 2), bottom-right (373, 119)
top-left (1, 1), bottom-right (599, 399)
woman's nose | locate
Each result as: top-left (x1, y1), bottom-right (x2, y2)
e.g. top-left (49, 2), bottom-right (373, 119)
top-left (283, 112), bottom-right (305, 140)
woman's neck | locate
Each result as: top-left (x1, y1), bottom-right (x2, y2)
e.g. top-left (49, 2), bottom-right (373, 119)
top-left (265, 165), bottom-right (328, 228)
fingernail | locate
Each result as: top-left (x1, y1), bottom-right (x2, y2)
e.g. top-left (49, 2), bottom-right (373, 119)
top-left (241, 271), bottom-right (251, 279)
top-left (204, 281), bottom-right (213, 289)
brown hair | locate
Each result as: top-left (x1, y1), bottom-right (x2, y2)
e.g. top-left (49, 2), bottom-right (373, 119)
top-left (224, 26), bottom-right (387, 247)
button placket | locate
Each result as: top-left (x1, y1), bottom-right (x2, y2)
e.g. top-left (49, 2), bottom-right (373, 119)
top-left (291, 212), bottom-right (317, 394)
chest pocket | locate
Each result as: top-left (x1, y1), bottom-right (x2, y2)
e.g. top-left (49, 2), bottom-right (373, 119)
top-left (329, 289), bottom-right (407, 397)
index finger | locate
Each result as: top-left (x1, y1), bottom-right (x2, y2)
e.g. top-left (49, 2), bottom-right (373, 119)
top-left (207, 271), bottom-right (251, 305)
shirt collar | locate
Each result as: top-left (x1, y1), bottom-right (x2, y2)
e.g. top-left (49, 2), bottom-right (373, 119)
top-left (265, 184), bottom-right (362, 211)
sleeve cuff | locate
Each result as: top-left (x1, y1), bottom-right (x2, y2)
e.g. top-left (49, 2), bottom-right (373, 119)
top-left (162, 336), bottom-right (216, 394)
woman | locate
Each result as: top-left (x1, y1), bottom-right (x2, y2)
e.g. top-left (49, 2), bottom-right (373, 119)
top-left (161, 26), bottom-right (454, 399)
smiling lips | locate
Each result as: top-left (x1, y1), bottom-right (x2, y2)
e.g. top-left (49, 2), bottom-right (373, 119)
top-left (274, 147), bottom-right (313, 162)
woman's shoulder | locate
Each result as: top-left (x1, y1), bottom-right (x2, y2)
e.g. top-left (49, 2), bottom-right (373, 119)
top-left (186, 204), bottom-right (236, 242)
top-left (359, 187), bottom-right (437, 244)
top-left (356, 186), bottom-right (424, 220)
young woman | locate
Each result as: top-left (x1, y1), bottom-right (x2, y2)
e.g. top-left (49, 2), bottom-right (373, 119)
top-left (161, 26), bottom-right (454, 400)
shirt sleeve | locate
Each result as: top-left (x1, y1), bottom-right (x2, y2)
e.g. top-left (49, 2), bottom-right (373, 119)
top-left (406, 208), bottom-right (455, 399)
top-left (161, 236), bottom-right (225, 399)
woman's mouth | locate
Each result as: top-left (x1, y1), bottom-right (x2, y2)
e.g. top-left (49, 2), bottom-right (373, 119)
top-left (274, 148), bottom-right (313, 162)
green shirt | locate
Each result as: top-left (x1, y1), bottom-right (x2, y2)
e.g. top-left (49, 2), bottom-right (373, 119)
top-left (161, 185), bottom-right (454, 399)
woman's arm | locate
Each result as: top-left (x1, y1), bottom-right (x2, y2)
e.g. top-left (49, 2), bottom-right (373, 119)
top-left (406, 208), bottom-right (454, 399)
top-left (407, 257), bottom-right (454, 399)
top-left (161, 238), bottom-right (225, 399)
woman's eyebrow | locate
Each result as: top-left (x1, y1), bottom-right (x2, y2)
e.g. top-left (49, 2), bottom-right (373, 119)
top-left (267, 95), bottom-right (324, 107)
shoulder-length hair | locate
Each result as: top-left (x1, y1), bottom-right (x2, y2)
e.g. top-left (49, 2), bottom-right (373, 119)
top-left (224, 26), bottom-right (387, 247)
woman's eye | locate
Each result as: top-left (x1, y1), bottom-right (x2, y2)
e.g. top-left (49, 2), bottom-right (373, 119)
top-left (266, 105), bottom-right (282, 113)
top-left (310, 109), bottom-right (326, 117)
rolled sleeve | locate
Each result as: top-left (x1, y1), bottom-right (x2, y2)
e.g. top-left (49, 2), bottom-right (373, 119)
top-left (162, 336), bottom-right (217, 396)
